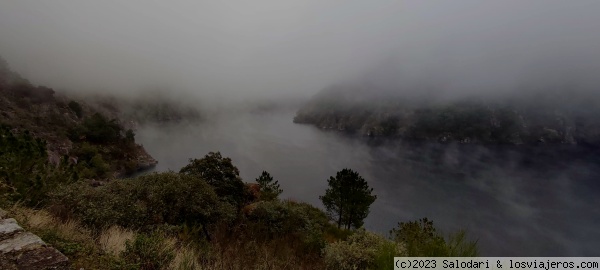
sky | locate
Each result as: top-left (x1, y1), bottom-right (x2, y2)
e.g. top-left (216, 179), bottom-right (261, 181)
top-left (1, 1), bottom-right (599, 102)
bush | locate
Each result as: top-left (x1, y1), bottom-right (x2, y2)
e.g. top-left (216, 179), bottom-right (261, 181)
top-left (50, 172), bottom-right (234, 234)
top-left (68, 100), bottom-right (83, 118)
top-left (71, 143), bottom-right (111, 179)
top-left (0, 125), bottom-right (78, 206)
top-left (323, 229), bottom-right (405, 270)
top-left (69, 113), bottom-right (124, 144)
top-left (244, 200), bottom-right (330, 252)
top-left (390, 218), bottom-right (478, 257)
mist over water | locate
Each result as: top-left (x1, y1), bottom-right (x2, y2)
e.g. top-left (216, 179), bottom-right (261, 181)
top-left (3, 0), bottom-right (600, 257)
top-left (136, 110), bottom-right (600, 256)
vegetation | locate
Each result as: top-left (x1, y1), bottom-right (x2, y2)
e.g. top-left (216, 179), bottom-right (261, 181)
top-left (390, 218), bottom-right (478, 257)
top-left (0, 125), bottom-right (78, 206)
top-left (179, 152), bottom-right (249, 209)
top-left (68, 100), bottom-right (83, 118)
top-left (294, 85), bottom-right (600, 145)
top-left (255, 171), bottom-right (283, 201)
top-left (320, 169), bottom-right (377, 229)
top-left (4, 147), bottom-right (479, 269)
top-left (0, 56), bottom-right (480, 269)
top-left (323, 229), bottom-right (405, 270)
top-left (49, 172), bottom-right (233, 237)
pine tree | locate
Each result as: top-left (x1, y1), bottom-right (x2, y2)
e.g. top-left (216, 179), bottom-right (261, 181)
top-left (255, 171), bottom-right (283, 201)
top-left (320, 168), bottom-right (376, 229)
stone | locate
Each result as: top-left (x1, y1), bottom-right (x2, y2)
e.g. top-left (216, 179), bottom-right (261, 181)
top-left (0, 218), bottom-right (24, 241)
top-left (0, 232), bottom-right (46, 253)
top-left (15, 247), bottom-right (69, 270)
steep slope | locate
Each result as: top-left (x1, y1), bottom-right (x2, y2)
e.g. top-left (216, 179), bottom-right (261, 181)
top-left (0, 58), bottom-right (156, 179)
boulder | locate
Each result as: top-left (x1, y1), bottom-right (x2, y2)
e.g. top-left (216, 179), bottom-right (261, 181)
top-left (0, 209), bottom-right (69, 269)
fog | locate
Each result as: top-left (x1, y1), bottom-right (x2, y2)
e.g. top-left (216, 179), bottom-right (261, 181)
top-left (2, 1), bottom-right (600, 256)
top-left (2, 1), bottom-right (600, 104)
top-left (137, 111), bottom-right (600, 256)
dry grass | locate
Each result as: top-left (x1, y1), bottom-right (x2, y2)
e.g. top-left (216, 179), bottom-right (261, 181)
top-left (169, 244), bottom-right (202, 270)
top-left (8, 205), bottom-right (93, 243)
top-left (98, 225), bottom-right (136, 257)
top-left (6, 205), bottom-right (326, 270)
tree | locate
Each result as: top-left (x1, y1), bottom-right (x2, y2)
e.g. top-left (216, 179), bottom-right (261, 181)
top-left (179, 152), bottom-right (248, 209)
top-left (389, 218), bottom-right (478, 257)
top-left (68, 100), bottom-right (83, 118)
top-left (255, 171), bottom-right (283, 201)
top-left (320, 169), bottom-right (376, 229)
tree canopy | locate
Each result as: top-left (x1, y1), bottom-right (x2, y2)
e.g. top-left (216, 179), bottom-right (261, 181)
top-left (320, 168), bottom-right (376, 229)
top-left (255, 171), bottom-right (283, 201)
top-left (179, 151), bottom-right (248, 209)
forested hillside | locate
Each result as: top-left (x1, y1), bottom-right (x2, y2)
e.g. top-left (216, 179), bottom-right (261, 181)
top-left (294, 83), bottom-right (600, 146)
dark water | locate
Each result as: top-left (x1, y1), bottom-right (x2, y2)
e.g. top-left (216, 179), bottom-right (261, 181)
top-left (136, 110), bottom-right (600, 256)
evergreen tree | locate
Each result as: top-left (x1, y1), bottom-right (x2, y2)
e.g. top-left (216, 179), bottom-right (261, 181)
top-left (255, 171), bottom-right (283, 201)
top-left (179, 152), bottom-right (248, 209)
top-left (320, 168), bottom-right (376, 229)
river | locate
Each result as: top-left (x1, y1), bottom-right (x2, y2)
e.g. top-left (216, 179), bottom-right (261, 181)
top-left (135, 109), bottom-right (600, 256)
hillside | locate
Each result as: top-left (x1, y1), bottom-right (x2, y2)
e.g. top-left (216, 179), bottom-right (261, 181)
top-left (0, 58), bottom-right (157, 178)
top-left (294, 83), bottom-right (600, 146)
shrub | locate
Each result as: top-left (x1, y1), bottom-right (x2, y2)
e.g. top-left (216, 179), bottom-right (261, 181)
top-left (244, 200), bottom-right (330, 252)
top-left (50, 172), bottom-right (234, 235)
top-left (68, 100), bottom-right (83, 118)
top-left (390, 218), bottom-right (478, 257)
top-left (323, 229), bottom-right (405, 270)
top-left (69, 113), bottom-right (124, 144)
top-left (0, 125), bottom-right (78, 206)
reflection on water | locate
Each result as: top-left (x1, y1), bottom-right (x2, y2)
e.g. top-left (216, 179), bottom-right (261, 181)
top-left (136, 110), bottom-right (600, 256)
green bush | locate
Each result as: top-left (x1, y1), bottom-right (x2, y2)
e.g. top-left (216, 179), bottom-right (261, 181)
top-left (69, 113), bottom-right (124, 144)
top-left (0, 125), bottom-right (78, 206)
top-left (50, 172), bottom-right (234, 234)
top-left (244, 200), bottom-right (330, 252)
top-left (71, 142), bottom-right (111, 179)
top-left (323, 229), bottom-right (405, 270)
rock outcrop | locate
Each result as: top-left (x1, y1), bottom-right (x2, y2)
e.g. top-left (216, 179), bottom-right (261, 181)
top-left (0, 209), bottom-right (69, 270)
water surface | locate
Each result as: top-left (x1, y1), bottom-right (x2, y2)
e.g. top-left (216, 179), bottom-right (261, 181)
top-left (136, 110), bottom-right (600, 256)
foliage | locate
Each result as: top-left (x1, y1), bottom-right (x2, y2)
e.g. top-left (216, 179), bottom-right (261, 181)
top-left (390, 218), bottom-right (478, 257)
top-left (69, 113), bottom-right (124, 144)
top-left (50, 172), bottom-right (233, 235)
top-left (68, 100), bottom-right (83, 118)
top-left (255, 171), bottom-right (283, 201)
top-left (445, 229), bottom-right (479, 257)
top-left (120, 232), bottom-right (175, 270)
top-left (323, 229), bottom-right (405, 270)
top-left (244, 200), bottom-right (330, 252)
top-left (0, 125), bottom-right (78, 206)
top-left (179, 152), bottom-right (249, 209)
top-left (71, 142), bottom-right (111, 179)
top-left (125, 129), bottom-right (135, 143)
top-left (320, 168), bottom-right (377, 229)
